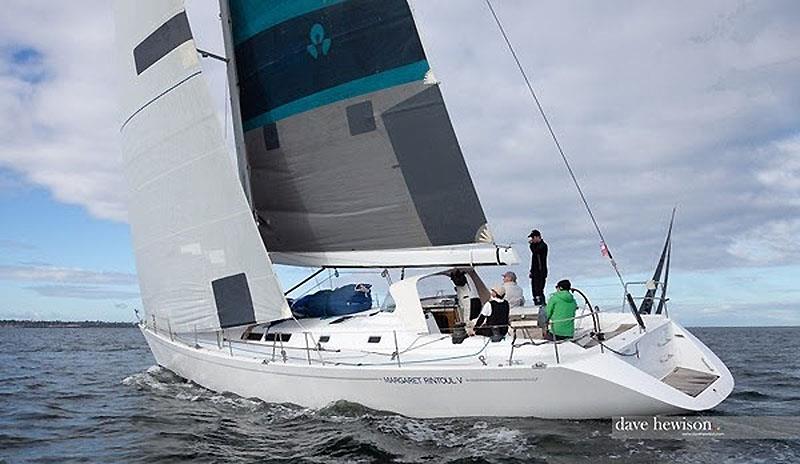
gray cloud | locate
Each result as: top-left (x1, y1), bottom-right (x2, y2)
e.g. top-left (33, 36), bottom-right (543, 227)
top-left (1, 0), bottom-right (798, 287)
top-left (408, 0), bottom-right (800, 279)
top-left (0, 264), bottom-right (137, 285)
top-left (25, 284), bottom-right (140, 300)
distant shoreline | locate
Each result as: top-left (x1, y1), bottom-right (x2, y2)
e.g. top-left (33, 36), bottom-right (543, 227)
top-left (0, 320), bottom-right (138, 328)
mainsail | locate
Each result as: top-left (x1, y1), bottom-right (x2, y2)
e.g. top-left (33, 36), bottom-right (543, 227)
top-left (223, 0), bottom-right (516, 267)
top-left (115, 0), bottom-right (289, 332)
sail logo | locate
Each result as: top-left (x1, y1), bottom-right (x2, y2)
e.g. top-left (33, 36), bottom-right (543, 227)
top-left (306, 23), bottom-right (331, 59)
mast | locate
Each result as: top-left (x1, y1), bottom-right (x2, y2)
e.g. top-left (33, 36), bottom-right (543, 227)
top-left (219, 0), bottom-right (253, 208)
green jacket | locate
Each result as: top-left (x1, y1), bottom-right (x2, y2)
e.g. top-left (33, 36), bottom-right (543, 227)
top-left (545, 290), bottom-right (578, 337)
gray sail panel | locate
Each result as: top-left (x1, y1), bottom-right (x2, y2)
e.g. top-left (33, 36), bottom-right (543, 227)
top-left (382, 85), bottom-right (486, 246)
top-left (245, 81), bottom-right (432, 253)
top-left (228, 0), bottom-right (491, 261)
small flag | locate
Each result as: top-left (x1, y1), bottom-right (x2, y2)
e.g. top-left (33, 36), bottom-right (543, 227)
top-left (600, 241), bottom-right (609, 258)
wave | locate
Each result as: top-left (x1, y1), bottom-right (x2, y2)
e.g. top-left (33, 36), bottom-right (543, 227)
top-left (121, 366), bottom-right (307, 419)
top-left (731, 389), bottom-right (772, 400)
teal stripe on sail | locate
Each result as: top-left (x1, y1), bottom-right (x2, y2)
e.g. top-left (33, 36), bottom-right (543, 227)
top-left (230, 0), bottom-right (346, 45)
top-left (242, 59), bottom-right (429, 131)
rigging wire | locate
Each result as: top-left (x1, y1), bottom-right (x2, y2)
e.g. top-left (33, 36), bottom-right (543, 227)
top-left (223, 75), bottom-right (230, 141)
top-left (484, 0), bottom-right (625, 287)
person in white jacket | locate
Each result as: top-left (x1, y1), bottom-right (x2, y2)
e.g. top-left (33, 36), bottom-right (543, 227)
top-left (501, 271), bottom-right (525, 309)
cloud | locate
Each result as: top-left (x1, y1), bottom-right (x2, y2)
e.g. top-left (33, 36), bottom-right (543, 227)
top-left (26, 284), bottom-right (140, 300)
top-left (1, 0), bottom-right (799, 285)
top-left (727, 219), bottom-right (800, 264)
top-left (0, 1), bottom-right (125, 221)
top-left (676, 301), bottom-right (800, 327)
top-left (0, 264), bottom-right (137, 285)
top-left (0, 263), bottom-right (140, 302)
top-left (0, 239), bottom-right (35, 251)
top-left (408, 0), bottom-right (800, 277)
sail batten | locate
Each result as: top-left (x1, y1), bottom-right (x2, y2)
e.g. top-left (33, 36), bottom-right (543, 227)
top-left (226, 0), bottom-right (502, 267)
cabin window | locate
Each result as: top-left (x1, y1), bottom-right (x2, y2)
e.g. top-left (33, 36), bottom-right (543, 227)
top-left (246, 332), bottom-right (263, 341)
top-left (318, 335), bottom-right (330, 343)
top-left (265, 333), bottom-right (292, 342)
top-left (367, 336), bottom-right (381, 344)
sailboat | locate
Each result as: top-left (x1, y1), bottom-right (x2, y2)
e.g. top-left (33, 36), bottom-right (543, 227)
top-left (115, 0), bottom-right (733, 418)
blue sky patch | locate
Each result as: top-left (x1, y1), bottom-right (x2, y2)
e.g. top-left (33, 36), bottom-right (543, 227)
top-left (4, 44), bottom-right (47, 84)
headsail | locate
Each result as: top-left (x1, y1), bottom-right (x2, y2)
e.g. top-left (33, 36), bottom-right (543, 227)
top-left (639, 208), bottom-right (676, 315)
top-left (115, 0), bottom-right (289, 332)
top-left (224, 0), bottom-right (516, 267)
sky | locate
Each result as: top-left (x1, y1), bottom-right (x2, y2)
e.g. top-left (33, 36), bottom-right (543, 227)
top-left (0, 1), bottom-right (798, 326)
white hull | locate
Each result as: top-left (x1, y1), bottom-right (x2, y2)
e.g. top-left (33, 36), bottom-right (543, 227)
top-left (141, 312), bottom-right (733, 419)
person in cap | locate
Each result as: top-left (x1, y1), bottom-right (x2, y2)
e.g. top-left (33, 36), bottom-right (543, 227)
top-left (544, 279), bottom-right (578, 341)
top-left (528, 229), bottom-right (548, 306)
top-left (501, 271), bottom-right (525, 309)
top-left (472, 285), bottom-right (510, 339)
top-left (449, 269), bottom-right (479, 323)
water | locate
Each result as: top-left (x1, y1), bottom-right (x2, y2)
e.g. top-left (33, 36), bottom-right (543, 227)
top-left (1, 327), bottom-right (798, 463)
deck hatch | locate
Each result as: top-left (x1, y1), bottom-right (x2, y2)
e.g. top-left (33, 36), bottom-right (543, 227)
top-left (661, 366), bottom-right (719, 397)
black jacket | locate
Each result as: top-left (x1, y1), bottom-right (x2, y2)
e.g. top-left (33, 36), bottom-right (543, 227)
top-left (529, 240), bottom-right (548, 277)
top-left (475, 299), bottom-right (510, 337)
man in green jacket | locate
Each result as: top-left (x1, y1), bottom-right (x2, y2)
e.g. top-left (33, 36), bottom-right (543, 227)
top-left (544, 279), bottom-right (578, 341)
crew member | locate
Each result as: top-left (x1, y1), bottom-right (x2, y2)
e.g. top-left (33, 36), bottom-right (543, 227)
top-left (544, 279), bottom-right (578, 341)
top-left (528, 229), bottom-right (548, 306)
top-left (501, 271), bottom-right (525, 309)
top-left (450, 270), bottom-right (476, 323)
top-left (473, 285), bottom-right (510, 339)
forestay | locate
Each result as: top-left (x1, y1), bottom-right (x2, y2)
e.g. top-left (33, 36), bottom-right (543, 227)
top-left (115, 0), bottom-right (290, 333)
top-left (225, 0), bottom-right (516, 267)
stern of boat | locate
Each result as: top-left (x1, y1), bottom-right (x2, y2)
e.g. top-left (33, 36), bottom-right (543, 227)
top-left (563, 314), bottom-right (733, 416)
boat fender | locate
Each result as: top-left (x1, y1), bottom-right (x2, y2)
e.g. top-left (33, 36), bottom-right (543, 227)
top-left (451, 322), bottom-right (468, 344)
top-left (537, 306), bottom-right (549, 329)
top-left (490, 328), bottom-right (505, 343)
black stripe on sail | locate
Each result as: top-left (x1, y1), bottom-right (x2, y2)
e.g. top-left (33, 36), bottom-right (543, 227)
top-left (133, 11), bottom-right (192, 75)
top-left (639, 208), bottom-right (676, 314)
top-left (234, 0), bottom-right (426, 122)
top-left (655, 239), bottom-right (672, 315)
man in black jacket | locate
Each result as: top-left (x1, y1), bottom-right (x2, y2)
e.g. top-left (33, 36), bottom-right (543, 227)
top-left (528, 229), bottom-right (548, 306)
